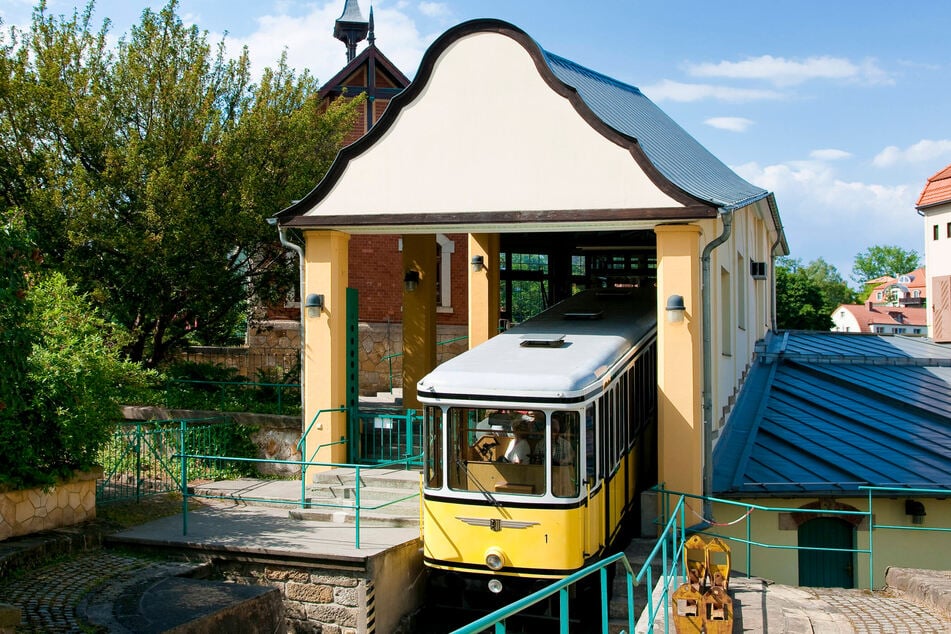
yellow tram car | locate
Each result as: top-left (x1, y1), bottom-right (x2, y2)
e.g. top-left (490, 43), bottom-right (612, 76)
top-left (417, 288), bottom-right (658, 611)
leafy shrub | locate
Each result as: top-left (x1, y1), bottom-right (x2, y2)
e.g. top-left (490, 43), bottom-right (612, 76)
top-left (0, 266), bottom-right (156, 489)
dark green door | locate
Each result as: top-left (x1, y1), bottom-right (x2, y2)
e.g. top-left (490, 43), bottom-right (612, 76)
top-left (798, 517), bottom-right (855, 588)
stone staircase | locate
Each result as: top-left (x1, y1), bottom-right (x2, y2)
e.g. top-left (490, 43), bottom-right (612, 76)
top-left (191, 467), bottom-right (422, 528)
top-left (290, 468), bottom-right (422, 527)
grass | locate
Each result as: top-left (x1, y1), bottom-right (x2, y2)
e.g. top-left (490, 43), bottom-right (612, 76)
top-left (95, 492), bottom-right (205, 531)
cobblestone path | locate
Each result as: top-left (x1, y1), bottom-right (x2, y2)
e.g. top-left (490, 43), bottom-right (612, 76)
top-left (0, 550), bottom-right (156, 633)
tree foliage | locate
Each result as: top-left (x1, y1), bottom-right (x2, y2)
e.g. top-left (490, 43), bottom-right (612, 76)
top-left (1, 0), bottom-right (362, 366)
top-left (776, 257), bottom-right (856, 330)
top-left (1, 213), bottom-right (155, 488)
top-left (851, 244), bottom-right (921, 287)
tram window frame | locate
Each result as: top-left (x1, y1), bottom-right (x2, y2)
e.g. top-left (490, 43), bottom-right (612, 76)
top-left (425, 406), bottom-right (443, 489)
top-left (585, 404), bottom-right (598, 483)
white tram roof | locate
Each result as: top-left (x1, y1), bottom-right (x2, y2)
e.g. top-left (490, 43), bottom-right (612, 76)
top-left (417, 289), bottom-right (657, 403)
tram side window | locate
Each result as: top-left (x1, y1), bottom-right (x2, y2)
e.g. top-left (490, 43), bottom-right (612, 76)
top-left (585, 405), bottom-right (597, 482)
top-left (551, 411), bottom-right (580, 498)
top-left (425, 406), bottom-right (442, 489)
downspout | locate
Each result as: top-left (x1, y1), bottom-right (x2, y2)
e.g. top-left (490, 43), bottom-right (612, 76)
top-left (701, 209), bottom-right (733, 519)
top-left (271, 220), bottom-right (307, 418)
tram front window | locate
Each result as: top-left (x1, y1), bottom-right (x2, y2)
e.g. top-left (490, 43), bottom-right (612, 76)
top-left (447, 408), bottom-right (578, 497)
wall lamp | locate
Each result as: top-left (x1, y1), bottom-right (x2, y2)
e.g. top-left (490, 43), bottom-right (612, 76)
top-left (665, 294), bottom-right (686, 323)
top-left (304, 293), bottom-right (324, 318)
top-left (404, 270), bottom-right (420, 292)
top-left (471, 255), bottom-right (485, 272)
top-left (905, 499), bottom-right (926, 524)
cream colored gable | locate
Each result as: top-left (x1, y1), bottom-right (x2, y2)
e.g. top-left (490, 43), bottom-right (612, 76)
top-left (304, 31), bottom-right (682, 219)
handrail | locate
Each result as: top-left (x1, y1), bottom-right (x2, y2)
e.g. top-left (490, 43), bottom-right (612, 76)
top-left (175, 444), bottom-right (423, 548)
top-left (654, 484), bottom-right (951, 592)
top-left (452, 496), bottom-right (688, 634)
top-left (298, 407), bottom-right (348, 511)
top-left (381, 335), bottom-right (468, 391)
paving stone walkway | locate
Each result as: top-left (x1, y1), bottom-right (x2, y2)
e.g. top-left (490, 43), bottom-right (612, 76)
top-left (0, 550), bottom-right (180, 633)
top-left (813, 587), bottom-right (951, 634)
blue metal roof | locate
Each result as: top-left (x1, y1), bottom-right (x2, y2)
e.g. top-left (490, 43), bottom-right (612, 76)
top-left (713, 332), bottom-right (951, 497)
top-left (543, 51), bottom-right (769, 211)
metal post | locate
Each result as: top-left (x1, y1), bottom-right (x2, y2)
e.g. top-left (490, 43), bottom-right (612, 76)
top-left (747, 511), bottom-right (752, 578)
top-left (868, 489), bottom-right (874, 589)
top-left (135, 422), bottom-right (142, 502)
top-left (300, 436), bottom-right (307, 509)
top-left (354, 465), bottom-right (361, 549)
top-left (180, 419), bottom-right (188, 536)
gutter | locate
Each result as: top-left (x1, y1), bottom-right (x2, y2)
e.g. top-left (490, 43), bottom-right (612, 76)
top-left (270, 219), bottom-right (307, 418)
top-left (700, 209), bottom-right (734, 519)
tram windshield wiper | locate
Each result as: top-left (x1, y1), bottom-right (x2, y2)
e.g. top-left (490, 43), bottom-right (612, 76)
top-left (454, 458), bottom-right (501, 508)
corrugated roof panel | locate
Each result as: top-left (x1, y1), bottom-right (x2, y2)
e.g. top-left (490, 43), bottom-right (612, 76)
top-left (543, 51), bottom-right (768, 210)
top-left (714, 332), bottom-right (951, 496)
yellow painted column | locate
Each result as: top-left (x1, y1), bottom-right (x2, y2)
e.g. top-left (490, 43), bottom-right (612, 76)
top-left (655, 224), bottom-right (704, 510)
top-left (302, 230), bottom-right (350, 471)
top-left (467, 233), bottom-right (500, 348)
top-left (402, 234), bottom-right (437, 410)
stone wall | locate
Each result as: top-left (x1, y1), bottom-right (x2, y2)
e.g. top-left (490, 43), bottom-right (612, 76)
top-left (0, 469), bottom-right (101, 541)
top-left (213, 538), bottom-right (424, 634)
top-left (181, 320), bottom-right (468, 397)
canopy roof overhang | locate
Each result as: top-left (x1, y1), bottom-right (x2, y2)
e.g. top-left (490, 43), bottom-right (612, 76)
top-left (275, 19), bottom-right (784, 251)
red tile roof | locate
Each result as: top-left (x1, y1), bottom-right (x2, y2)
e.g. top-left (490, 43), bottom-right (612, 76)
top-left (917, 164), bottom-right (951, 209)
top-left (870, 267), bottom-right (927, 294)
top-left (836, 303), bottom-right (927, 333)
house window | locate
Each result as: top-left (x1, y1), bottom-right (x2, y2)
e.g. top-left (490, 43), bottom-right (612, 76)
top-left (876, 292), bottom-right (882, 300)
top-left (720, 266), bottom-right (731, 356)
top-left (436, 234), bottom-right (455, 311)
top-left (935, 225), bottom-right (940, 240)
top-left (913, 290), bottom-right (920, 298)
top-left (947, 222), bottom-right (951, 238)
top-left (737, 255), bottom-right (746, 330)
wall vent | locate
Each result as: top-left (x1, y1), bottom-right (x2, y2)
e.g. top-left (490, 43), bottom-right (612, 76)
top-left (520, 334), bottom-right (566, 347)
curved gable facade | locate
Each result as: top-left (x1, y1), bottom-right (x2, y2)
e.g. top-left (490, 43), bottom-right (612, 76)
top-left (278, 20), bottom-right (726, 232)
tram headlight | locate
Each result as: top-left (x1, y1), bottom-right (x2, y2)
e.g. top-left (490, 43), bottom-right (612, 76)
top-left (485, 547), bottom-right (505, 571)
top-left (487, 578), bottom-right (503, 594)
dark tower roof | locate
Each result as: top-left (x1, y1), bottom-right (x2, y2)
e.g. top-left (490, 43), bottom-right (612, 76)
top-left (334, 0), bottom-right (369, 63)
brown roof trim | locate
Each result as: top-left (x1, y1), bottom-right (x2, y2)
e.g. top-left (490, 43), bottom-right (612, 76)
top-left (317, 45), bottom-right (410, 100)
top-left (277, 19), bottom-right (712, 224)
top-left (281, 205), bottom-right (717, 228)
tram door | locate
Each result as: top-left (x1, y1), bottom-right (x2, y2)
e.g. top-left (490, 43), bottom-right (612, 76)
top-left (584, 404), bottom-right (602, 556)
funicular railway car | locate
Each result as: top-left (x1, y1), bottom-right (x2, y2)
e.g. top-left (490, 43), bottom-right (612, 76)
top-left (417, 287), bottom-right (658, 617)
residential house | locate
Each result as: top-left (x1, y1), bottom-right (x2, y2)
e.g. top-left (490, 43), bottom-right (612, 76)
top-left (830, 301), bottom-right (927, 335)
top-left (917, 164), bottom-right (951, 341)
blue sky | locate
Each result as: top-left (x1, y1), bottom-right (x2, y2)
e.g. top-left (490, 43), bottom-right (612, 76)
top-left (3, 0), bottom-right (949, 281)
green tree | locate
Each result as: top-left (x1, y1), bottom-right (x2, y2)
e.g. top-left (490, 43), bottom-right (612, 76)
top-left (775, 257), bottom-right (854, 330)
top-left (2, 1), bottom-right (362, 366)
top-left (851, 244), bottom-right (921, 288)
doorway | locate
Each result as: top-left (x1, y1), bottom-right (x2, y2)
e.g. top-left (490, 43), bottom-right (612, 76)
top-left (797, 517), bottom-right (855, 588)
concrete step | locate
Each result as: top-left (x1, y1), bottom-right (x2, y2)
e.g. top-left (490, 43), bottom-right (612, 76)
top-left (288, 507), bottom-right (419, 528)
top-left (309, 467), bottom-right (422, 491)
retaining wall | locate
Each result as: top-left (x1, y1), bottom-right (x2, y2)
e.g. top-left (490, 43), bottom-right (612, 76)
top-left (0, 469), bottom-right (101, 541)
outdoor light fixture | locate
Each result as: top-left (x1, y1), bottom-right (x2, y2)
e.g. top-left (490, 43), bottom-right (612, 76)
top-left (905, 499), bottom-right (926, 524)
top-left (304, 293), bottom-right (324, 318)
top-left (471, 255), bottom-right (485, 272)
top-left (666, 294), bottom-right (686, 323)
top-left (404, 270), bottom-right (420, 292)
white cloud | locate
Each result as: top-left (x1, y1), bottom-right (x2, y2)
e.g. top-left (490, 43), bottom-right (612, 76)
top-left (809, 148), bottom-right (852, 161)
top-left (687, 55), bottom-right (892, 87)
top-left (418, 2), bottom-right (450, 18)
top-left (734, 160), bottom-right (920, 276)
top-left (704, 117), bottom-right (754, 132)
top-left (642, 79), bottom-right (783, 103)
top-left (873, 139), bottom-right (951, 167)
top-left (221, 1), bottom-right (432, 83)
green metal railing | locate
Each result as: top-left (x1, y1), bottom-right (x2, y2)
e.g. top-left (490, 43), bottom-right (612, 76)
top-left (381, 334), bottom-right (468, 391)
top-left (357, 409), bottom-right (423, 465)
top-left (96, 416), bottom-right (249, 504)
top-left (655, 485), bottom-right (951, 591)
top-left (452, 496), bottom-right (688, 634)
top-left (174, 451), bottom-right (421, 549)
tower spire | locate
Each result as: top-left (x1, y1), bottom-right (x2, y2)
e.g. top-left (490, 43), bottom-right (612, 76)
top-left (334, 0), bottom-right (369, 62)
top-left (368, 6), bottom-right (375, 47)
